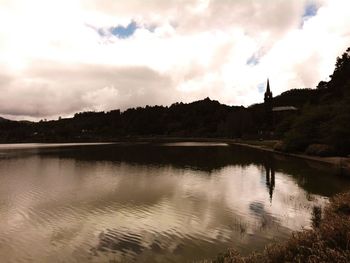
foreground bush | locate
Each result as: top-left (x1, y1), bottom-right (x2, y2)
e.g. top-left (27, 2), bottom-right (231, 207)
top-left (212, 192), bottom-right (350, 263)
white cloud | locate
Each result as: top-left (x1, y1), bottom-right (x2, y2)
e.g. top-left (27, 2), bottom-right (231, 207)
top-left (0, 0), bottom-right (349, 120)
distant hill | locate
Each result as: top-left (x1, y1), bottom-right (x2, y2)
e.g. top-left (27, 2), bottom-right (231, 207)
top-left (273, 89), bottom-right (320, 107)
top-left (0, 98), bottom-right (252, 143)
top-left (0, 117), bottom-right (10, 123)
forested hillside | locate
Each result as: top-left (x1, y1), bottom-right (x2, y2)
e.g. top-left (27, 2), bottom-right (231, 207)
top-left (0, 98), bottom-right (249, 142)
top-left (280, 47), bottom-right (350, 155)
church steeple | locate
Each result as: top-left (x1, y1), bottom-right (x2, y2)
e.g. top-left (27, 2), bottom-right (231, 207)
top-left (264, 78), bottom-right (272, 100)
top-left (264, 78), bottom-right (273, 128)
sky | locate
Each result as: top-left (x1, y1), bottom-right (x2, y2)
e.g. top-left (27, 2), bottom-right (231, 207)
top-left (0, 0), bottom-right (350, 120)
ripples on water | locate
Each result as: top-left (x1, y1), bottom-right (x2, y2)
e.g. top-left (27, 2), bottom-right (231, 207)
top-left (0, 142), bottom-right (349, 262)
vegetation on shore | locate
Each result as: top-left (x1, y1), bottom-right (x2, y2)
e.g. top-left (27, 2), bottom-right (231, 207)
top-left (276, 47), bottom-right (350, 156)
top-left (210, 191), bottom-right (350, 263)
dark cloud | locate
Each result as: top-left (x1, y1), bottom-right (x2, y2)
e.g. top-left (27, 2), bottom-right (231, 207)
top-left (0, 62), bottom-right (174, 119)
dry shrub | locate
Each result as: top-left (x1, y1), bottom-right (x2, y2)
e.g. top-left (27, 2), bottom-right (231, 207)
top-left (212, 192), bottom-right (350, 263)
top-left (305, 144), bottom-right (335, 157)
top-left (273, 141), bottom-right (287, 152)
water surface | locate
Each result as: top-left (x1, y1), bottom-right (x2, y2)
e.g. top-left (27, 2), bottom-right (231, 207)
top-left (0, 142), bottom-right (349, 262)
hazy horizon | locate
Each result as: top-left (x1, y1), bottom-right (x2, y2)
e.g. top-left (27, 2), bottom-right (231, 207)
top-left (1, 95), bottom-right (254, 122)
top-left (1, 0), bottom-right (350, 121)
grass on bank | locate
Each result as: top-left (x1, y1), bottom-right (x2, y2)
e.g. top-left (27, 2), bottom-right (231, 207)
top-left (210, 191), bottom-right (350, 263)
top-left (235, 140), bottom-right (279, 149)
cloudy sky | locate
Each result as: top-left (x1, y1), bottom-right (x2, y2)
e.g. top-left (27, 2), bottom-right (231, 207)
top-left (0, 0), bottom-right (350, 120)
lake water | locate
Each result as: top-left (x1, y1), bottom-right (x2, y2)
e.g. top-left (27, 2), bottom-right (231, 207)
top-left (0, 142), bottom-right (349, 262)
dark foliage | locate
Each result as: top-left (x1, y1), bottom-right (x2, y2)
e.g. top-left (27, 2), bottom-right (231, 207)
top-left (282, 47), bottom-right (350, 155)
top-left (0, 98), bottom-right (256, 142)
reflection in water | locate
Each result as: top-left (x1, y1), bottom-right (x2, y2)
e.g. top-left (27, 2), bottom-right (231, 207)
top-left (0, 143), bottom-right (349, 262)
top-left (264, 156), bottom-right (275, 202)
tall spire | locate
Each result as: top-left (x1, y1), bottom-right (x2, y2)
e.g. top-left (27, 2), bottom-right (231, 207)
top-left (265, 78), bottom-right (272, 98)
top-left (264, 78), bottom-right (273, 128)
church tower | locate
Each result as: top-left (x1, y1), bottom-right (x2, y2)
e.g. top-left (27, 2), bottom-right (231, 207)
top-left (264, 79), bottom-right (273, 128)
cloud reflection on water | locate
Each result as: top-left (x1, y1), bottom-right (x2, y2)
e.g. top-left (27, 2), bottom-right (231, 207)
top-left (0, 144), bottom-right (347, 262)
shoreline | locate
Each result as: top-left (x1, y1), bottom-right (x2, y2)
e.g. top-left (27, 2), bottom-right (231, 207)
top-left (122, 137), bottom-right (350, 175)
top-left (210, 191), bottom-right (350, 263)
top-left (129, 136), bottom-right (350, 174)
top-left (229, 141), bottom-right (350, 175)
top-left (1, 137), bottom-right (349, 174)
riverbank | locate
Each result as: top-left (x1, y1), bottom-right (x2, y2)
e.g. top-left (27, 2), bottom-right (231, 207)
top-left (116, 137), bottom-right (350, 174)
top-left (1, 137), bottom-right (349, 173)
top-left (208, 191), bottom-right (350, 263)
top-left (229, 140), bottom-right (350, 175)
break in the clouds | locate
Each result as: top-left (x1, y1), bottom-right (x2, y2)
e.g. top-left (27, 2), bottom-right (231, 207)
top-left (0, 0), bottom-right (350, 120)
